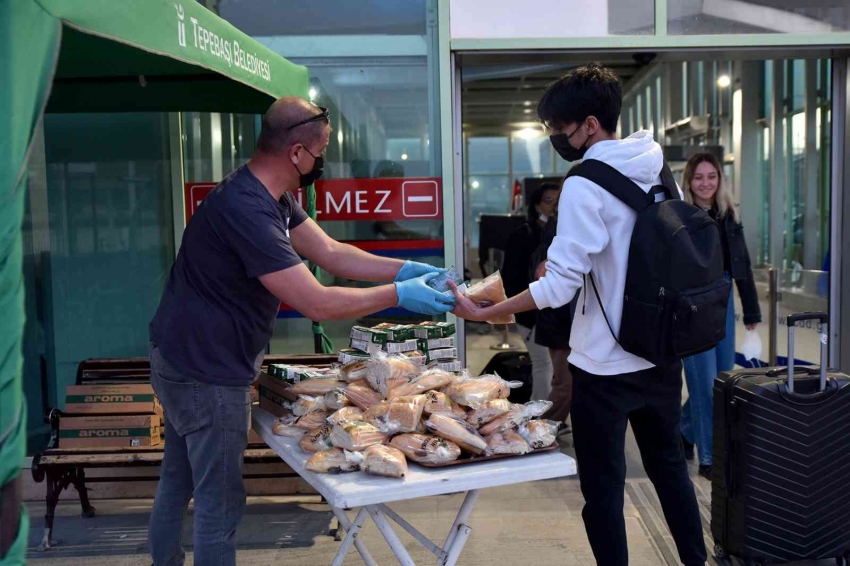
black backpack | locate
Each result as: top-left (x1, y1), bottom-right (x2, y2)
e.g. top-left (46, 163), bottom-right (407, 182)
top-left (568, 159), bottom-right (731, 365)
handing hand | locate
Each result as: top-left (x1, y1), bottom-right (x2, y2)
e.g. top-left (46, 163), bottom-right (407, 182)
top-left (394, 261), bottom-right (443, 282)
top-left (447, 281), bottom-right (490, 322)
top-left (395, 272), bottom-right (456, 315)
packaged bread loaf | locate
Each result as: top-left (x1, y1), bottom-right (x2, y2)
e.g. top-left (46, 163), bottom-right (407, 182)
top-left (485, 430), bottom-right (531, 455)
top-left (519, 419), bottom-right (558, 449)
top-left (305, 448), bottom-right (363, 474)
top-left (299, 424), bottom-right (334, 452)
top-left (340, 359), bottom-right (370, 383)
top-left (466, 398), bottom-right (513, 427)
top-left (272, 414), bottom-right (304, 438)
top-left (367, 356), bottom-right (420, 398)
top-left (387, 368), bottom-right (455, 399)
top-left (292, 395), bottom-right (327, 417)
top-left (323, 388), bottom-right (350, 411)
top-left (327, 406), bottom-right (365, 426)
top-left (290, 379), bottom-right (347, 397)
top-left (443, 374), bottom-right (520, 407)
top-left (363, 445), bottom-right (408, 479)
top-left (478, 400), bottom-right (553, 436)
top-left (390, 433), bottom-right (461, 465)
top-left (365, 395), bottom-right (426, 434)
top-left (329, 422), bottom-right (388, 452)
top-left (425, 413), bottom-right (488, 455)
top-left (343, 383), bottom-right (384, 410)
top-left (464, 271), bottom-right (515, 325)
top-left (294, 410), bottom-right (330, 430)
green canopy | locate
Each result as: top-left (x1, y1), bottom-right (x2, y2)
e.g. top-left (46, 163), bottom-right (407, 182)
top-left (0, 1), bottom-right (309, 562)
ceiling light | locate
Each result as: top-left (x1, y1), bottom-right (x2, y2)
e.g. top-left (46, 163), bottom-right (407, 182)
top-left (516, 127), bottom-right (542, 140)
top-left (716, 75), bottom-right (731, 88)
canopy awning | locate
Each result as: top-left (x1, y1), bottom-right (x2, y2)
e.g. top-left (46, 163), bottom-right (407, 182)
top-left (41, 0), bottom-right (310, 113)
top-left (0, 2), bottom-right (309, 560)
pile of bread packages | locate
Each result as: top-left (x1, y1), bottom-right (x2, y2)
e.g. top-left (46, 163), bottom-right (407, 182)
top-left (268, 321), bottom-right (558, 479)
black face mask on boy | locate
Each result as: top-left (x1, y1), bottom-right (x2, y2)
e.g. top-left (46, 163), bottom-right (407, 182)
top-left (550, 124), bottom-right (589, 162)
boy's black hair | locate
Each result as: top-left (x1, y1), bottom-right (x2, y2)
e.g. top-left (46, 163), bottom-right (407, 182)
top-left (537, 62), bottom-right (622, 133)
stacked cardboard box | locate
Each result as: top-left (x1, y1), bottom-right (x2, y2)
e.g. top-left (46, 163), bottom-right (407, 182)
top-left (62, 384), bottom-right (163, 448)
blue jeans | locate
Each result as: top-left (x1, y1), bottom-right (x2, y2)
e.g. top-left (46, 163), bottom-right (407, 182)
top-left (148, 342), bottom-right (251, 566)
top-left (680, 282), bottom-right (736, 466)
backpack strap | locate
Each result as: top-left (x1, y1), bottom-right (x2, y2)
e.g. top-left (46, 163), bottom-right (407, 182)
top-left (569, 159), bottom-right (653, 212)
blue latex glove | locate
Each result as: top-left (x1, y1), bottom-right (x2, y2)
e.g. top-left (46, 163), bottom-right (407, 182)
top-left (394, 260), bottom-right (443, 283)
top-left (395, 272), bottom-right (456, 315)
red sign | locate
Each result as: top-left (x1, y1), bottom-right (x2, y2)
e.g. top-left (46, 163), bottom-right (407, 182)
top-left (184, 182), bottom-right (217, 224)
top-left (295, 177), bottom-right (442, 221)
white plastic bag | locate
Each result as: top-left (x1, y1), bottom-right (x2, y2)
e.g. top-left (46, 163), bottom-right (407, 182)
top-left (741, 330), bottom-right (763, 365)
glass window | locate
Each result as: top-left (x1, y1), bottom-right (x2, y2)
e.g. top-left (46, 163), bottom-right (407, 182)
top-left (468, 137), bottom-right (509, 174)
top-left (511, 136), bottom-right (553, 176)
top-left (216, 0), bottom-right (427, 36)
top-left (451, 0), bottom-right (655, 37)
top-left (668, 0), bottom-right (850, 34)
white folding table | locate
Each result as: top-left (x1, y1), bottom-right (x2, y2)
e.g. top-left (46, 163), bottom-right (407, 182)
top-left (253, 408), bottom-right (577, 566)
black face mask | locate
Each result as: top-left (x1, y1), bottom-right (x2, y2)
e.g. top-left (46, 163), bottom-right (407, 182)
top-left (296, 147), bottom-right (325, 187)
top-left (550, 125), bottom-right (589, 162)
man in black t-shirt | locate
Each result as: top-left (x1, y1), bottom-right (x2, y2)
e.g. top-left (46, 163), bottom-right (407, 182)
top-left (148, 97), bottom-right (453, 566)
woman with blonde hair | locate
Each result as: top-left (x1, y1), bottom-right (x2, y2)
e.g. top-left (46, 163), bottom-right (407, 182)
top-left (679, 152), bottom-right (762, 479)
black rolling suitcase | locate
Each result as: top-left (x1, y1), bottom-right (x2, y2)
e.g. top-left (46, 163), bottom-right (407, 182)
top-left (712, 312), bottom-right (850, 566)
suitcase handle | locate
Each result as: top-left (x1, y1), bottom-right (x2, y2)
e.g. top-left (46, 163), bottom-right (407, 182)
top-left (787, 312), bottom-right (828, 394)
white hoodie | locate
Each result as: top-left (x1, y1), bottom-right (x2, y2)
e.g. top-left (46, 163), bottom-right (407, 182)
top-left (528, 130), bottom-right (666, 376)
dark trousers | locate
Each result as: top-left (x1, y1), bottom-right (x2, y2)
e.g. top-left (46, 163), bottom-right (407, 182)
top-left (570, 362), bottom-right (707, 566)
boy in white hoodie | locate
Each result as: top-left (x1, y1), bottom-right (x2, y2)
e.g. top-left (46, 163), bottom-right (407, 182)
top-left (451, 64), bottom-right (707, 566)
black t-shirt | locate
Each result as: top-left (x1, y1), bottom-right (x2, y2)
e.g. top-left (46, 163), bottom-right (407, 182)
top-left (150, 165), bottom-right (308, 385)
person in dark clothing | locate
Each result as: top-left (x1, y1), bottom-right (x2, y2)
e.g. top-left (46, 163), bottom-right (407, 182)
top-left (531, 211), bottom-right (578, 431)
top-left (502, 183), bottom-right (561, 401)
top-left (679, 152), bottom-right (762, 479)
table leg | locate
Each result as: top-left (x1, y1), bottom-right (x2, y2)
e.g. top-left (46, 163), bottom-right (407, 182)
top-left (442, 490), bottom-right (479, 554)
top-left (330, 507), bottom-right (376, 566)
top-left (367, 506), bottom-right (416, 566)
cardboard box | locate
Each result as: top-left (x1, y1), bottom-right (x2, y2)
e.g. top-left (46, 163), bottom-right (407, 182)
top-left (59, 415), bottom-right (162, 448)
top-left (65, 384), bottom-right (162, 415)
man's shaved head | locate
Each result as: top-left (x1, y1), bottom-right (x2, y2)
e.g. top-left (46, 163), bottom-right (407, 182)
top-left (256, 96), bottom-right (329, 155)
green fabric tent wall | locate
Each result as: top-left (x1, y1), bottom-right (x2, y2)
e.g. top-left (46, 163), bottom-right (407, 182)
top-left (1, 1), bottom-right (310, 562)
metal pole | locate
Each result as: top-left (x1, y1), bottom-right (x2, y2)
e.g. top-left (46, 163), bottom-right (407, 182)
top-left (768, 267), bottom-right (779, 366)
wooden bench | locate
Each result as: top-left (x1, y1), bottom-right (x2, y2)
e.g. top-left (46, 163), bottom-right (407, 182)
top-left (30, 354), bottom-right (337, 551)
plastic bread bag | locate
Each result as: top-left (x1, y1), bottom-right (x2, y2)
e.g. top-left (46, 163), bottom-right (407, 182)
top-left (389, 433), bottom-right (462, 465)
top-left (343, 383), bottom-right (384, 410)
top-left (299, 424), bottom-right (334, 452)
top-left (364, 395), bottom-right (426, 434)
top-left (292, 395), bottom-right (328, 417)
top-left (290, 379), bottom-right (347, 397)
top-left (424, 412), bottom-right (489, 455)
top-left (485, 430), bottom-right (531, 455)
top-left (327, 406), bottom-right (365, 426)
top-left (272, 415), bottom-right (305, 438)
top-left (478, 400), bottom-right (553, 436)
top-left (294, 410), bottom-right (330, 430)
top-left (464, 271), bottom-right (515, 325)
top-left (305, 448), bottom-right (363, 474)
top-left (442, 373), bottom-right (521, 407)
top-left (323, 388), bottom-right (351, 411)
top-left (466, 398), bottom-right (513, 428)
top-left (387, 368), bottom-right (456, 400)
top-left (340, 359), bottom-right (371, 383)
top-left (329, 421), bottom-right (389, 452)
top-left (422, 390), bottom-right (467, 418)
top-left (518, 419), bottom-right (559, 449)
top-left (363, 444), bottom-right (409, 479)
top-left (367, 354), bottom-right (420, 398)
